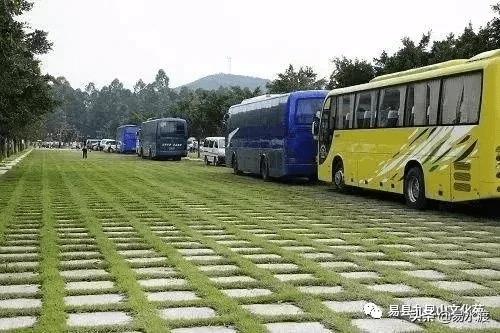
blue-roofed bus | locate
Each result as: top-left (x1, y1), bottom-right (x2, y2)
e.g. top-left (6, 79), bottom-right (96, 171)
top-left (116, 125), bottom-right (139, 153)
top-left (137, 118), bottom-right (188, 160)
top-left (226, 90), bottom-right (328, 180)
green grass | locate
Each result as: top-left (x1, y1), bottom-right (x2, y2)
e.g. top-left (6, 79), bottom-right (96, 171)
top-left (0, 149), bottom-right (499, 332)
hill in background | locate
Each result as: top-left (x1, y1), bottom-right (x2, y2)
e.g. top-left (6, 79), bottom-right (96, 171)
top-left (174, 73), bottom-right (269, 92)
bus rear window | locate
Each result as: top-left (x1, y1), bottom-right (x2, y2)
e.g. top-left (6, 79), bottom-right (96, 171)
top-left (295, 98), bottom-right (324, 124)
top-left (159, 121), bottom-right (185, 136)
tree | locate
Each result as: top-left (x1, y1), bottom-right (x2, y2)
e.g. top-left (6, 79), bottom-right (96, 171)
top-left (0, 0), bottom-right (57, 157)
top-left (327, 57), bottom-right (375, 89)
top-left (266, 65), bottom-right (326, 93)
top-left (374, 32), bottom-right (432, 76)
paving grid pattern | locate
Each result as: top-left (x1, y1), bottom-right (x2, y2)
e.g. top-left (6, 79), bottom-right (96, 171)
top-left (0, 149), bottom-right (498, 332)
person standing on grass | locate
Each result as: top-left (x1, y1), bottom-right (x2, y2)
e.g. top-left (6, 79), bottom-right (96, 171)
top-left (82, 143), bottom-right (88, 159)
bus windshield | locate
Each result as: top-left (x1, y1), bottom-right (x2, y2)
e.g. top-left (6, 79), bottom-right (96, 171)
top-left (296, 98), bottom-right (324, 124)
top-left (159, 121), bottom-right (185, 136)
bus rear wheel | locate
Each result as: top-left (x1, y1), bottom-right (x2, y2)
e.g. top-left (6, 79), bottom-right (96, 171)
top-left (233, 156), bottom-right (241, 175)
top-left (404, 166), bottom-right (427, 210)
top-left (204, 156), bottom-right (210, 165)
top-left (332, 160), bottom-right (346, 191)
top-left (260, 157), bottom-right (270, 181)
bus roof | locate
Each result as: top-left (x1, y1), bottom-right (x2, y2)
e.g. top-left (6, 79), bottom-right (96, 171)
top-left (141, 117), bottom-right (187, 124)
top-left (234, 90), bottom-right (328, 108)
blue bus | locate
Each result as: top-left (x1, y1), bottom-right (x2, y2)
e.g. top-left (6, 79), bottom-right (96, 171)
top-left (137, 118), bottom-right (188, 160)
top-left (116, 125), bottom-right (139, 153)
top-left (226, 90), bottom-right (328, 180)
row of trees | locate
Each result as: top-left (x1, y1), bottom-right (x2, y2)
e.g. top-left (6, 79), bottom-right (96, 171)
top-left (0, 0), bottom-right (57, 157)
top-left (3, 1), bottom-right (500, 159)
top-left (46, 73), bottom-right (263, 147)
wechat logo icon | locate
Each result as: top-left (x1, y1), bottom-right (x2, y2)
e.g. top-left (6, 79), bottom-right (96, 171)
top-left (364, 302), bottom-right (383, 319)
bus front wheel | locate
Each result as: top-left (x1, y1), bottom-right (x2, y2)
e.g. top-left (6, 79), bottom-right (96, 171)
top-left (332, 160), bottom-right (345, 191)
top-left (404, 166), bottom-right (427, 210)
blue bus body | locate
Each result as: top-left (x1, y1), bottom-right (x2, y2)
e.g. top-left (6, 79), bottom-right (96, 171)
top-left (116, 125), bottom-right (139, 153)
top-left (138, 118), bottom-right (188, 160)
top-left (226, 90), bottom-right (328, 179)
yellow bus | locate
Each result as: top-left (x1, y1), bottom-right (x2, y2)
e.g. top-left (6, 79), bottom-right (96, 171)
top-left (314, 49), bottom-right (500, 209)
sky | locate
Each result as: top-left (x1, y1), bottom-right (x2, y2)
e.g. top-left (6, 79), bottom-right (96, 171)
top-left (20, 0), bottom-right (499, 91)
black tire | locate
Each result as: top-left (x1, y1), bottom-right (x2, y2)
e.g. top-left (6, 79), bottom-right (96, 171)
top-left (404, 166), bottom-right (427, 210)
top-left (260, 157), bottom-right (270, 181)
top-left (204, 156), bottom-right (209, 165)
top-left (214, 156), bottom-right (219, 166)
top-left (233, 156), bottom-right (241, 175)
top-left (332, 160), bottom-right (346, 191)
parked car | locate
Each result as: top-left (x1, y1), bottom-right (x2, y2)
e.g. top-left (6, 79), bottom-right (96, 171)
top-left (103, 140), bottom-right (117, 152)
top-left (86, 139), bottom-right (100, 150)
top-left (98, 139), bottom-right (114, 151)
top-left (201, 137), bottom-right (225, 165)
top-left (187, 138), bottom-right (198, 153)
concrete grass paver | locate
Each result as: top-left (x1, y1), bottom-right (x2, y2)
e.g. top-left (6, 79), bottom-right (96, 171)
top-left (158, 307), bottom-right (216, 320)
top-left (265, 322), bottom-right (332, 333)
top-left (0, 284), bottom-right (39, 295)
top-left (404, 270), bottom-right (447, 280)
top-left (0, 298), bottom-right (42, 309)
top-left (65, 281), bottom-right (115, 291)
top-left (64, 294), bottom-right (124, 306)
top-left (67, 311), bottom-right (132, 327)
top-left (146, 291), bottom-right (200, 302)
top-left (222, 288), bottom-right (272, 298)
top-left (352, 318), bottom-right (424, 332)
top-left (429, 280), bottom-right (488, 292)
top-left (138, 278), bottom-right (187, 288)
top-left (0, 316), bottom-right (37, 330)
top-left (323, 300), bottom-right (373, 313)
top-left (171, 327), bottom-right (237, 333)
top-left (242, 303), bottom-right (304, 316)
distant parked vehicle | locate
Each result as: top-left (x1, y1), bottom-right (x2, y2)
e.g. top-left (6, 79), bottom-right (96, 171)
top-left (104, 140), bottom-right (117, 152)
top-left (99, 139), bottom-right (114, 151)
top-left (201, 137), bottom-right (225, 165)
top-left (187, 137), bottom-right (198, 153)
top-left (86, 139), bottom-right (100, 150)
top-left (116, 125), bottom-right (139, 153)
top-left (137, 118), bottom-right (188, 160)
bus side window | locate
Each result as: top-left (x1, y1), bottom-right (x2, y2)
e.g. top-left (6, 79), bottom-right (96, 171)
top-left (214, 141), bottom-right (218, 148)
top-left (440, 72), bottom-right (481, 125)
top-left (412, 80), bottom-right (440, 126)
top-left (355, 91), bottom-right (377, 128)
top-left (330, 97), bottom-right (337, 132)
top-left (340, 94), bottom-right (353, 129)
top-left (405, 85), bottom-right (415, 126)
top-left (379, 87), bottom-right (403, 128)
